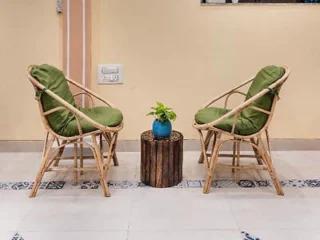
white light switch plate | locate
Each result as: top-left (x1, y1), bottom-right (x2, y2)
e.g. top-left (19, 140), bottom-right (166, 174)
top-left (97, 64), bottom-right (124, 84)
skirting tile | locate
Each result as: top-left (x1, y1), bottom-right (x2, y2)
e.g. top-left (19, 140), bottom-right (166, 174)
top-left (1, 139), bottom-right (320, 152)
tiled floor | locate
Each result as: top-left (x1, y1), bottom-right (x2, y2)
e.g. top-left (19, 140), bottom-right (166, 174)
top-left (0, 151), bottom-right (320, 240)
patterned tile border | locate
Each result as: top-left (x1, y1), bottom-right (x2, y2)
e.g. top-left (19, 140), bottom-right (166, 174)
top-left (0, 178), bottom-right (320, 190)
top-left (11, 233), bottom-right (24, 240)
top-left (242, 231), bottom-right (261, 240)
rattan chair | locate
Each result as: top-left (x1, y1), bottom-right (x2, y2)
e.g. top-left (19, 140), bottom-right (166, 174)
top-left (27, 64), bottom-right (124, 197)
top-left (193, 66), bottom-right (290, 195)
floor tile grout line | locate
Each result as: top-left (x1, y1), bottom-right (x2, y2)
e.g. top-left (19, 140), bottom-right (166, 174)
top-left (126, 154), bottom-right (137, 239)
top-left (221, 190), bottom-right (243, 239)
top-left (126, 188), bottom-right (135, 240)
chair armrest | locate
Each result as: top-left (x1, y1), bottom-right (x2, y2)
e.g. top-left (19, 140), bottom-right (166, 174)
top-left (29, 79), bottom-right (106, 131)
top-left (224, 91), bottom-right (247, 108)
top-left (66, 77), bottom-right (114, 107)
top-left (203, 77), bottom-right (254, 108)
top-left (73, 92), bottom-right (95, 107)
top-left (43, 106), bottom-right (84, 135)
top-left (196, 78), bottom-right (285, 130)
top-left (27, 67), bottom-right (124, 132)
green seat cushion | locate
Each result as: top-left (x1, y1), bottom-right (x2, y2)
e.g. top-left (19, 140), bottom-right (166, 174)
top-left (195, 65), bottom-right (285, 136)
top-left (30, 64), bottom-right (123, 137)
top-left (59, 106), bottom-right (123, 137)
top-left (195, 107), bottom-right (259, 135)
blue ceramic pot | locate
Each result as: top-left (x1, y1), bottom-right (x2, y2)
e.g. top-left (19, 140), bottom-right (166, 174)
top-left (152, 119), bottom-right (172, 138)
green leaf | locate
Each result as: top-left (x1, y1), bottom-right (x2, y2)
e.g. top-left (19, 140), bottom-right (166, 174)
top-left (147, 101), bottom-right (177, 122)
top-left (165, 111), bottom-right (176, 121)
top-left (170, 112), bottom-right (177, 121)
top-left (156, 101), bottom-right (164, 108)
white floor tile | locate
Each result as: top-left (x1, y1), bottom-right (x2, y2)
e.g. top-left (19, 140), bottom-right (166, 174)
top-left (273, 151), bottom-right (320, 179)
top-left (0, 231), bottom-right (14, 240)
top-left (0, 152), bottom-right (54, 182)
top-left (19, 231), bottom-right (127, 240)
top-left (128, 230), bottom-right (242, 240)
top-left (1, 150), bottom-right (320, 237)
top-left (39, 152), bottom-right (139, 182)
top-left (129, 188), bottom-right (238, 231)
top-left (183, 151), bottom-right (320, 182)
top-left (18, 190), bottom-right (132, 231)
top-left (227, 191), bottom-right (320, 230)
top-left (245, 229), bottom-right (320, 240)
top-left (0, 191), bottom-right (35, 232)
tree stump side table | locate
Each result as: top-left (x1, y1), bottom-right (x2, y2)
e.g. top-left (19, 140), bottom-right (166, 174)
top-left (140, 130), bottom-right (183, 188)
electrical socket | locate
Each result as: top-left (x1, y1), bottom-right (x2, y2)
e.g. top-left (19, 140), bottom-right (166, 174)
top-left (112, 75), bottom-right (119, 82)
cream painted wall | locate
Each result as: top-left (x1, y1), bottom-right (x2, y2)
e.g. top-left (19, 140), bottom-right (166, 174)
top-left (0, 0), bottom-right (62, 140)
top-left (91, 0), bottom-right (320, 140)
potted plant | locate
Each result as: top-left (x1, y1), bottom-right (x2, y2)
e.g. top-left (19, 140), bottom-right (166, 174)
top-left (147, 101), bottom-right (177, 138)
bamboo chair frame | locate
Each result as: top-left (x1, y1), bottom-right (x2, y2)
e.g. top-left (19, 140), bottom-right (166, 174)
top-left (27, 65), bottom-right (123, 197)
top-left (193, 66), bottom-right (290, 195)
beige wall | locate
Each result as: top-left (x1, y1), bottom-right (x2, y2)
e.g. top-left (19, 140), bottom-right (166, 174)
top-left (91, 0), bottom-right (320, 140)
top-left (0, 0), bottom-right (62, 140)
top-left (1, 0), bottom-right (320, 140)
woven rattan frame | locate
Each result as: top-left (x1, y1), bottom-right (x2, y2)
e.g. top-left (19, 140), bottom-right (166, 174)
top-left (193, 66), bottom-right (290, 195)
top-left (27, 65), bottom-right (123, 197)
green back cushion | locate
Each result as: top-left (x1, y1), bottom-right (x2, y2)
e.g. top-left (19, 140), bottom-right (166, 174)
top-left (31, 64), bottom-right (123, 137)
top-left (241, 65), bottom-right (285, 131)
top-left (30, 64), bottom-right (77, 135)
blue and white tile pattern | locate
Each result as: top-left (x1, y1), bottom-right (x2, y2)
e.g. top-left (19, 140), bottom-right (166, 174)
top-left (1, 179), bottom-right (320, 190)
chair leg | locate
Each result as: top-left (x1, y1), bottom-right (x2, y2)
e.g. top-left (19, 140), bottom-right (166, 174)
top-left (73, 143), bottom-right (78, 185)
top-left (258, 136), bottom-right (284, 196)
top-left (265, 129), bottom-right (273, 163)
top-left (112, 151), bottom-right (119, 167)
top-left (236, 140), bottom-right (240, 184)
top-left (105, 133), bottom-right (118, 168)
top-left (250, 138), bottom-right (263, 165)
top-left (80, 139), bottom-right (84, 175)
top-left (104, 132), bottom-right (119, 166)
top-left (203, 133), bottom-right (221, 194)
top-left (198, 130), bottom-right (210, 169)
top-left (100, 134), bottom-right (104, 163)
top-left (198, 130), bottom-right (213, 164)
top-left (232, 141), bottom-right (236, 173)
top-left (29, 134), bottom-right (55, 198)
top-left (92, 134), bottom-right (110, 197)
top-left (53, 140), bottom-right (67, 166)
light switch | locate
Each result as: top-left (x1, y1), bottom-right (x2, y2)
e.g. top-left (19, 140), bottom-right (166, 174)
top-left (101, 66), bottom-right (108, 74)
top-left (107, 66), bottom-right (119, 74)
